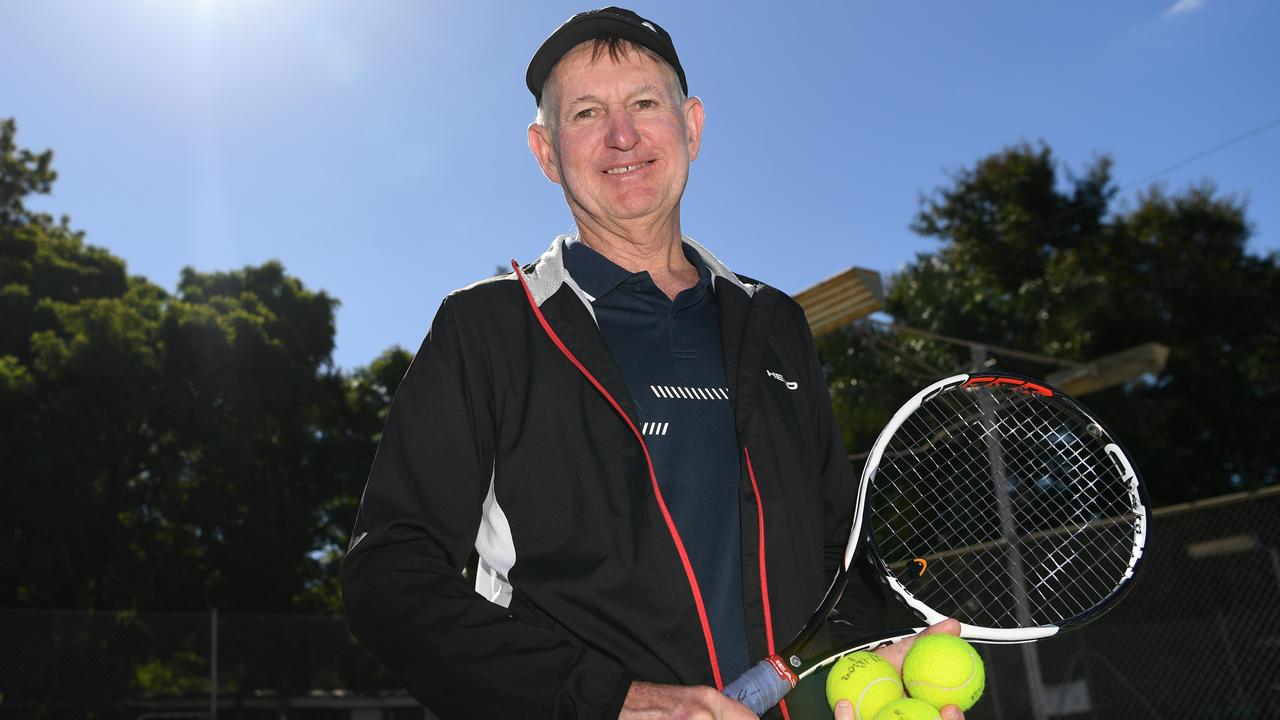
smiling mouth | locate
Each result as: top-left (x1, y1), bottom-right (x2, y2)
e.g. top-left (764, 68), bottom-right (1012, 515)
top-left (603, 161), bottom-right (654, 175)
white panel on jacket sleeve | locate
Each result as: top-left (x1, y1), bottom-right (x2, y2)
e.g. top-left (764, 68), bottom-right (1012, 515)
top-left (474, 467), bottom-right (516, 608)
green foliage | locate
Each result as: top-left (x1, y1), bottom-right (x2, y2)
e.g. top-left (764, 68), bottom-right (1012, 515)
top-left (0, 119), bottom-right (397, 617)
top-left (300, 345), bottom-right (414, 613)
top-left (134, 653), bottom-right (210, 697)
top-left (1, 118), bottom-right (57, 227)
top-left (0, 116), bottom-right (412, 708)
top-left (822, 142), bottom-right (1280, 504)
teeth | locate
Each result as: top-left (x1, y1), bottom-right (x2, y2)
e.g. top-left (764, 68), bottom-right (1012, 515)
top-left (606, 163), bottom-right (647, 175)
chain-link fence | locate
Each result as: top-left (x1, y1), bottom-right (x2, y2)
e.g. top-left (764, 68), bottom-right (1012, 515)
top-left (2, 487), bottom-right (1277, 719)
top-left (0, 609), bottom-right (424, 719)
top-left (946, 485), bottom-right (1280, 719)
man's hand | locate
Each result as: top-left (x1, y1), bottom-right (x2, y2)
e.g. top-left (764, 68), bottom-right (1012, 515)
top-left (831, 619), bottom-right (967, 720)
top-left (620, 680), bottom-right (758, 720)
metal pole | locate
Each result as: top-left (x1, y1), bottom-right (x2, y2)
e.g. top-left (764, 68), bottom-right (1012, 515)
top-left (1214, 610), bottom-right (1247, 706)
top-left (1267, 545), bottom-right (1280, 595)
top-left (210, 607), bottom-right (218, 720)
top-left (981, 644), bottom-right (1006, 720)
top-left (971, 345), bottom-right (1049, 720)
top-left (888, 323), bottom-right (1083, 369)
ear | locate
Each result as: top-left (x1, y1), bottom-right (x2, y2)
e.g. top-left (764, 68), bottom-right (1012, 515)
top-left (683, 96), bottom-right (705, 162)
top-left (527, 123), bottom-right (562, 185)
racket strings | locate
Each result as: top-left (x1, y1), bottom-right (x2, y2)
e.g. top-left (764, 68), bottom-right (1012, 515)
top-left (944, 395), bottom-right (1132, 624)
top-left (870, 385), bottom-right (1142, 630)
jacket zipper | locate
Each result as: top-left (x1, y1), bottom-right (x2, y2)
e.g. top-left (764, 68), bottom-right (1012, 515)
top-left (513, 262), bottom-right (725, 689)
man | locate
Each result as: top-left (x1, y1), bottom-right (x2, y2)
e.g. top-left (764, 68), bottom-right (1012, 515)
top-left (342, 8), bottom-right (965, 719)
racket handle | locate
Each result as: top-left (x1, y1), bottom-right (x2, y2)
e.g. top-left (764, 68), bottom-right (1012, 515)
top-left (722, 655), bottom-right (797, 715)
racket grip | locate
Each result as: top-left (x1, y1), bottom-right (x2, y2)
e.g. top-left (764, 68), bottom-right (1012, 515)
top-left (722, 655), bottom-right (797, 715)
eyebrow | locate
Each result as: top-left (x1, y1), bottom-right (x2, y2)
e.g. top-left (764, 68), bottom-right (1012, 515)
top-left (565, 85), bottom-right (666, 108)
top-left (629, 84), bottom-right (662, 99)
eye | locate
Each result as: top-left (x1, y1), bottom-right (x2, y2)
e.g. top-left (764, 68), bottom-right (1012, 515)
top-left (573, 108), bottom-right (596, 120)
top-left (634, 99), bottom-right (657, 110)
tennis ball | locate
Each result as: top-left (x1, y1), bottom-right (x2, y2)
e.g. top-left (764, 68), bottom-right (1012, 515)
top-left (873, 697), bottom-right (942, 719)
top-left (901, 634), bottom-right (985, 711)
top-left (825, 651), bottom-right (905, 719)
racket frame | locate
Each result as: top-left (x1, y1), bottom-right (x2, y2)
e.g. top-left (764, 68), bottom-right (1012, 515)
top-left (724, 371), bottom-right (1150, 713)
top-left (866, 373), bottom-right (1149, 640)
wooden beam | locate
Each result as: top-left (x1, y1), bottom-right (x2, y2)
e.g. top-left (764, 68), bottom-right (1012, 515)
top-left (793, 266), bottom-right (884, 336)
top-left (1046, 342), bottom-right (1170, 396)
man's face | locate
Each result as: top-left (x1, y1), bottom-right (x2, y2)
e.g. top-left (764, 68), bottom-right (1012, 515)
top-left (528, 43), bottom-right (704, 230)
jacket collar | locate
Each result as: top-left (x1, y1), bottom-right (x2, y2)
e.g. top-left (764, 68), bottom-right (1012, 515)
top-left (514, 232), bottom-right (774, 436)
top-left (520, 233), bottom-right (758, 309)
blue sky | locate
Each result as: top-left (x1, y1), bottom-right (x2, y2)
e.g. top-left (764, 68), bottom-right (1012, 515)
top-left (5, 0), bottom-right (1278, 369)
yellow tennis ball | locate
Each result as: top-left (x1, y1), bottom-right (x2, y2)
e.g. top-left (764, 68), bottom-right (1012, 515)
top-left (825, 651), bottom-right (905, 719)
top-left (873, 697), bottom-right (943, 719)
top-left (901, 634), bottom-right (985, 711)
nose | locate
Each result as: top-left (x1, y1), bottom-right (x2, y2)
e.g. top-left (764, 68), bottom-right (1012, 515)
top-left (604, 110), bottom-right (640, 151)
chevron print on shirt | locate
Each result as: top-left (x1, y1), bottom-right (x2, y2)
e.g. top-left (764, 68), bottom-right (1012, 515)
top-left (641, 421), bottom-right (670, 436)
top-left (649, 385), bottom-right (729, 400)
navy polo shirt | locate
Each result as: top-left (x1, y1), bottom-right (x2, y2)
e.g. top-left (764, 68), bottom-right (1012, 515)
top-left (564, 237), bottom-right (750, 682)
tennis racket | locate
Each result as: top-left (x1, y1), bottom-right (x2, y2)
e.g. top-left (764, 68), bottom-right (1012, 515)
top-left (723, 372), bottom-right (1149, 714)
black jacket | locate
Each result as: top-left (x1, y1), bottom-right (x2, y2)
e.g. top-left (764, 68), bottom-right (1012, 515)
top-left (341, 236), bottom-right (885, 719)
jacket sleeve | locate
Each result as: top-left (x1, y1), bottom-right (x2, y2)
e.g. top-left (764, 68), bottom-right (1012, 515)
top-left (796, 309), bottom-right (888, 646)
top-left (340, 294), bottom-right (634, 719)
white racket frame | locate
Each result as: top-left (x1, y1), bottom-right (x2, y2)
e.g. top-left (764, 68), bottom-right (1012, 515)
top-left (841, 373), bottom-right (1148, 647)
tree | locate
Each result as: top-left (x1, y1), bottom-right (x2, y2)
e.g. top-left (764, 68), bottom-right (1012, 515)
top-left (1, 117), bottom-right (162, 609)
top-left (0, 119), bottom-right (381, 613)
top-left (820, 142), bottom-right (1280, 504)
top-left (0, 118), bottom-right (427, 712)
top-left (0, 118), bottom-right (57, 227)
top-left (304, 344), bottom-right (413, 613)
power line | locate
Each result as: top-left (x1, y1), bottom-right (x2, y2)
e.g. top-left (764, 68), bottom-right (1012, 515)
top-left (1122, 115), bottom-right (1280, 192)
top-left (926, 114), bottom-right (1280, 243)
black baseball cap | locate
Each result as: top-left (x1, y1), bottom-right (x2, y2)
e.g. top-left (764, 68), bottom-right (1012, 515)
top-left (525, 7), bottom-right (687, 105)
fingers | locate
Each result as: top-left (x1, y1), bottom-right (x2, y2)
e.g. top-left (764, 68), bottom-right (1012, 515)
top-left (620, 681), bottom-right (760, 720)
top-left (873, 618), bottom-right (962, 672)
top-left (713, 687), bottom-right (760, 720)
top-left (863, 623), bottom-right (967, 720)
top-left (831, 696), bottom-right (963, 720)
top-left (920, 618), bottom-right (961, 637)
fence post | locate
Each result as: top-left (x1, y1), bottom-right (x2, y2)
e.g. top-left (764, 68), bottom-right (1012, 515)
top-left (210, 607), bottom-right (219, 720)
top-left (1214, 610), bottom-right (1247, 707)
